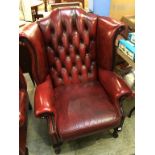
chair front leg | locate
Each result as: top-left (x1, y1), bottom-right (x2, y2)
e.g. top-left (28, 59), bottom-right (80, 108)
top-left (112, 128), bottom-right (119, 138)
top-left (117, 96), bottom-right (128, 131)
top-left (48, 114), bottom-right (63, 154)
top-left (53, 142), bottom-right (63, 154)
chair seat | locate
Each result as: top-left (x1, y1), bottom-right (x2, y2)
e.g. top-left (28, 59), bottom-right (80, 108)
top-left (54, 81), bottom-right (121, 140)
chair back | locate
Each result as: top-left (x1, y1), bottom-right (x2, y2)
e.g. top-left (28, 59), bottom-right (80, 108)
top-left (38, 7), bottom-right (98, 87)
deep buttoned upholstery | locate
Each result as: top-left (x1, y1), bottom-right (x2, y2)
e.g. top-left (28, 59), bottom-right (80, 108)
top-left (39, 8), bottom-right (97, 87)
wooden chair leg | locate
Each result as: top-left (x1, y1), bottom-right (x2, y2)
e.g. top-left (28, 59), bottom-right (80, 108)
top-left (29, 102), bottom-right (32, 110)
top-left (25, 147), bottom-right (28, 155)
top-left (53, 143), bottom-right (62, 154)
top-left (118, 114), bottom-right (125, 131)
top-left (112, 128), bottom-right (119, 138)
top-left (128, 107), bottom-right (135, 117)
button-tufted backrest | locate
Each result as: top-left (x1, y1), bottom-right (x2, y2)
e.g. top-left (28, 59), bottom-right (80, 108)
top-left (38, 8), bottom-right (98, 87)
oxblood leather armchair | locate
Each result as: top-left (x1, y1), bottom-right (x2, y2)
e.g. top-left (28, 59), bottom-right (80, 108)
top-left (19, 69), bottom-right (29, 155)
top-left (19, 7), bottom-right (132, 154)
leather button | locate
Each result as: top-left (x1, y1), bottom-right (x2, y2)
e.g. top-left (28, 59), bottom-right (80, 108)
top-left (72, 31), bottom-right (80, 48)
top-left (59, 77), bottom-right (62, 81)
top-left (62, 32), bottom-right (68, 49)
top-left (58, 47), bottom-right (66, 63)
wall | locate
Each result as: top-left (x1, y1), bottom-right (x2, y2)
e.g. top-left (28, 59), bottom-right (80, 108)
top-left (110, 0), bottom-right (135, 20)
top-left (93, 0), bottom-right (111, 16)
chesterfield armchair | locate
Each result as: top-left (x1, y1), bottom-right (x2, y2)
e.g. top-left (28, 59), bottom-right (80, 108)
top-left (19, 69), bottom-right (30, 155)
top-left (19, 7), bottom-right (131, 154)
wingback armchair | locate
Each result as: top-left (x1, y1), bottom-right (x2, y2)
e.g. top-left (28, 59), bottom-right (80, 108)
top-left (19, 69), bottom-right (29, 155)
top-left (19, 7), bottom-right (132, 154)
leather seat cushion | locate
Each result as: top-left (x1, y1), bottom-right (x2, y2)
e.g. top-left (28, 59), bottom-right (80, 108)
top-left (54, 81), bottom-right (121, 140)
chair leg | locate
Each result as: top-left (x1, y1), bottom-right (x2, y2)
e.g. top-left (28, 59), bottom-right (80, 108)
top-left (28, 102), bottom-right (32, 110)
top-left (53, 143), bottom-right (62, 154)
top-left (128, 107), bottom-right (135, 118)
top-left (112, 128), bottom-right (119, 138)
top-left (118, 115), bottom-right (125, 132)
top-left (25, 147), bottom-right (28, 155)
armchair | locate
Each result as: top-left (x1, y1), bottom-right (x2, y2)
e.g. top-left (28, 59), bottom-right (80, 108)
top-left (19, 7), bottom-right (132, 154)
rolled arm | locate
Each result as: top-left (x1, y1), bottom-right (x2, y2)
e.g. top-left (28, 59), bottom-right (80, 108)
top-left (34, 75), bottom-right (56, 117)
top-left (98, 69), bottom-right (132, 103)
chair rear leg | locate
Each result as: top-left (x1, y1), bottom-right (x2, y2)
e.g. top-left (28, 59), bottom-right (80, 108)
top-left (28, 102), bottom-right (32, 110)
top-left (25, 147), bottom-right (28, 155)
top-left (53, 143), bottom-right (62, 154)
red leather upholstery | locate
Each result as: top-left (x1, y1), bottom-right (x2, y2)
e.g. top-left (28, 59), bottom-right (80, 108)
top-left (19, 7), bottom-right (131, 153)
top-left (97, 17), bottom-right (124, 70)
top-left (55, 81), bottom-right (121, 140)
top-left (39, 8), bottom-right (97, 87)
top-left (19, 69), bottom-right (28, 155)
top-left (34, 75), bottom-right (56, 117)
top-left (98, 69), bottom-right (131, 103)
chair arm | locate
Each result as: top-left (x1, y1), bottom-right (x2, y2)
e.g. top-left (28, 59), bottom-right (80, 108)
top-left (19, 90), bottom-right (27, 127)
top-left (98, 69), bottom-right (132, 103)
top-left (34, 75), bottom-right (56, 117)
top-left (35, 75), bottom-right (59, 142)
